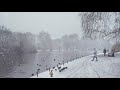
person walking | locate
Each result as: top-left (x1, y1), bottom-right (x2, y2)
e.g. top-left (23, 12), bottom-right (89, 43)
top-left (49, 70), bottom-right (53, 77)
top-left (37, 69), bottom-right (40, 77)
top-left (92, 48), bottom-right (98, 61)
top-left (103, 48), bottom-right (107, 56)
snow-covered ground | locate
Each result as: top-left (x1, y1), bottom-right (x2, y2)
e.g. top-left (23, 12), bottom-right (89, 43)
top-left (31, 52), bottom-right (120, 78)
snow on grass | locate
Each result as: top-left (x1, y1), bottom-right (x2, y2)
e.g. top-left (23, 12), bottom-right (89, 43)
top-left (31, 52), bottom-right (120, 78)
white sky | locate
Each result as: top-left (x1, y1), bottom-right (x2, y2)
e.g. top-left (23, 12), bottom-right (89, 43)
top-left (0, 12), bottom-right (82, 39)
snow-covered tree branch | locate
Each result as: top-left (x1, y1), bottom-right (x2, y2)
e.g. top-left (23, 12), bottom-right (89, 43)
top-left (79, 12), bottom-right (120, 42)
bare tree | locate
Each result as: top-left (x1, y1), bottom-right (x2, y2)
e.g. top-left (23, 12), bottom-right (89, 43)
top-left (0, 25), bottom-right (18, 53)
top-left (61, 34), bottom-right (80, 51)
top-left (38, 31), bottom-right (53, 51)
top-left (79, 12), bottom-right (120, 42)
top-left (52, 38), bottom-right (62, 51)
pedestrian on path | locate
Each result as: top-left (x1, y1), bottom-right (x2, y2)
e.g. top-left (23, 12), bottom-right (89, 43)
top-left (49, 70), bottom-right (53, 77)
top-left (92, 48), bottom-right (98, 61)
top-left (37, 69), bottom-right (40, 77)
top-left (103, 48), bottom-right (107, 56)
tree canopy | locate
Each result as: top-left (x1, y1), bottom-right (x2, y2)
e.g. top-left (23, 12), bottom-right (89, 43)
top-left (79, 12), bottom-right (120, 43)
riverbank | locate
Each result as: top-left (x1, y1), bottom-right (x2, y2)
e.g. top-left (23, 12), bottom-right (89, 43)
top-left (31, 52), bottom-right (120, 78)
top-left (2, 50), bottom-right (93, 78)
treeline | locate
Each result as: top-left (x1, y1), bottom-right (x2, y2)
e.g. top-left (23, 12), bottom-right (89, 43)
top-left (37, 31), bottom-right (111, 51)
top-left (37, 32), bottom-right (80, 51)
top-left (0, 25), bottom-right (112, 54)
top-left (0, 25), bottom-right (36, 54)
top-left (52, 34), bottom-right (80, 51)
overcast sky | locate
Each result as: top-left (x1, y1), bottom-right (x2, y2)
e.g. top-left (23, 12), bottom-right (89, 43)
top-left (0, 12), bottom-right (82, 39)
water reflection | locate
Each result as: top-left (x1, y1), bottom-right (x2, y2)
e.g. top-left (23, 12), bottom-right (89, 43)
top-left (1, 51), bottom-right (91, 78)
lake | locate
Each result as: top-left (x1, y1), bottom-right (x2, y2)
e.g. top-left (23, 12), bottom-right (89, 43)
top-left (0, 50), bottom-right (92, 78)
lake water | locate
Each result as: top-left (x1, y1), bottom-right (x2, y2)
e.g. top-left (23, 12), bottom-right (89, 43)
top-left (0, 51), bottom-right (92, 78)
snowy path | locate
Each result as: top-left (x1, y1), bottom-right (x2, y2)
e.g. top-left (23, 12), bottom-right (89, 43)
top-left (31, 52), bottom-right (120, 78)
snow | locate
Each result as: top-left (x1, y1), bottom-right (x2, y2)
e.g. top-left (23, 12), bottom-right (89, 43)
top-left (31, 52), bottom-right (120, 78)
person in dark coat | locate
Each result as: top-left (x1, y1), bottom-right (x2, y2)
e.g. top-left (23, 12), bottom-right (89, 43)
top-left (103, 48), bottom-right (107, 56)
top-left (37, 69), bottom-right (40, 77)
top-left (49, 70), bottom-right (53, 77)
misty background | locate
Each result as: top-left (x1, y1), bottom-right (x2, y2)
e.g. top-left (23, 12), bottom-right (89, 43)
top-left (0, 12), bottom-right (82, 39)
top-left (0, 12), bottom-right (113, 78)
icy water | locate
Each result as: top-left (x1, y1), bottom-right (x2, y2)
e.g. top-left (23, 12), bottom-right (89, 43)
top-left (0, 51), bottom-right (92, 78)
